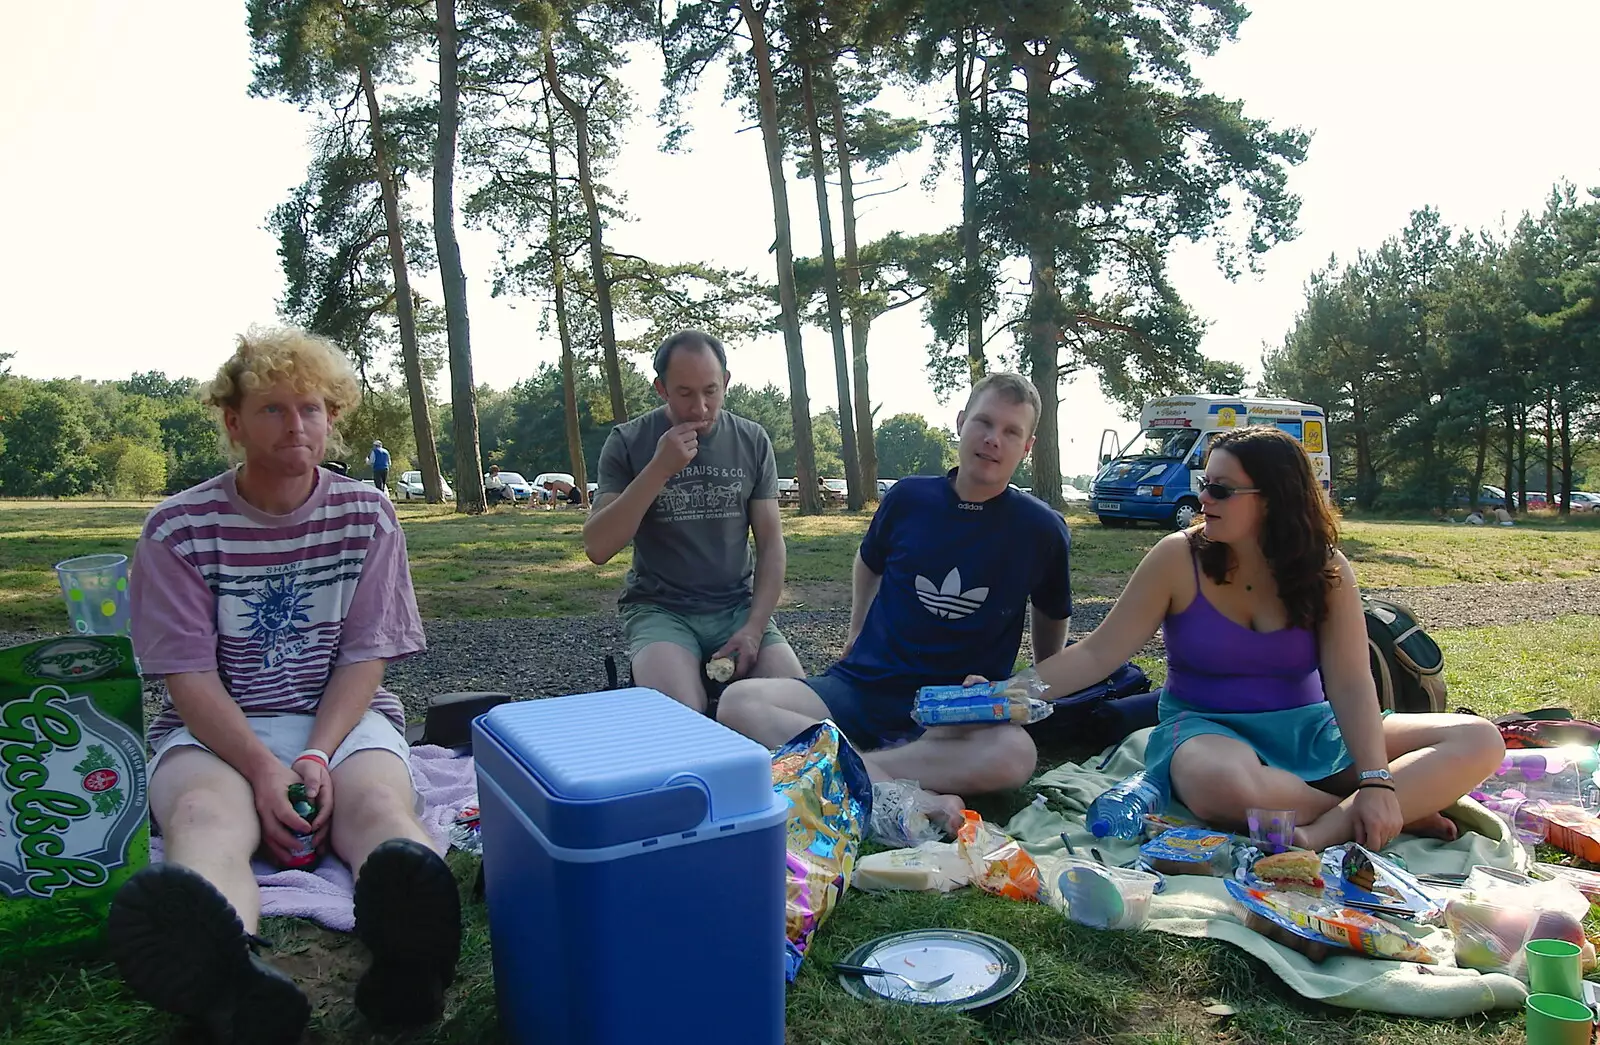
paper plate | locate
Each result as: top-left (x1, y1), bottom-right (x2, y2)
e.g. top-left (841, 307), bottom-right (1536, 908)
top-left (837, 929), bottom-right (1027, 1010)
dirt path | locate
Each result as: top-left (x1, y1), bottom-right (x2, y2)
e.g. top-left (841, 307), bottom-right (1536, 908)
top-left (6, 579), bottom-right (1597, 723)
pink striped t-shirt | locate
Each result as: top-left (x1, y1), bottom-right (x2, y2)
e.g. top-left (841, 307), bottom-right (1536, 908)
top-left (132, 466), bottom-right (426, 748)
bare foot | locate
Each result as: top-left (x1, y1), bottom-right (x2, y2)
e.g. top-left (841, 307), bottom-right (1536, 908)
top-left (925, 792), bottom-right (967, 835)
top-left (1402, 811), bottom-right (1458, 841)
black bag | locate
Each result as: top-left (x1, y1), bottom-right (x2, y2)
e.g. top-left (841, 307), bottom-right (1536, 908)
top-left (1027, 652), bottom-right (1155, 748)
top-left (1361, 595), bottom-right (1447, 714)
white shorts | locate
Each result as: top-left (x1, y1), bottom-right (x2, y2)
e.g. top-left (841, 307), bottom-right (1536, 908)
top-left (148, 709), bottom-right (412, 783)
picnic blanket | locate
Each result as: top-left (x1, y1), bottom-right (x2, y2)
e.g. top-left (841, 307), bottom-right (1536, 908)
top-left (1005, 729), bottom-right (1530, 1017)
top-left (149, 744), bottom-right (477, 932)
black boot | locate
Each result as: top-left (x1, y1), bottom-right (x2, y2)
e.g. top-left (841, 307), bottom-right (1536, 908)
top-left (352, 839), bottom-right (462, 1028)
top-left (107, 864), bottom-right (310, 1045)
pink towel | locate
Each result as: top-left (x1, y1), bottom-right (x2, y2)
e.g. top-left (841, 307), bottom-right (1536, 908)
top-left (148, 745), bottom-right (477, 932)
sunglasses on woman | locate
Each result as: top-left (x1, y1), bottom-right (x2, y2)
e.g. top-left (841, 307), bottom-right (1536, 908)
top-left (1198, 477), bottom-right (1261, 500)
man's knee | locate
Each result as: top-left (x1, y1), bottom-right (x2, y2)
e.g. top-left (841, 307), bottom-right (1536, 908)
top-left (749, 640), bottom-right (805, 680)
top-left (161, 786), bottom-right (256, 848)
top-left (715, 678), bottom-right (767, 732)
top-left (631, 643), bottom-right (708, 709)
top-left (974, 726), bottom-right (1038, 793)
top-left (335, 775), bottom-right (416, 828)
top-left (716, 678), bottom-right (822, 733)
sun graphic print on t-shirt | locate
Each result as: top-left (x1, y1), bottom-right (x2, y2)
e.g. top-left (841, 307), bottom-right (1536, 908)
top-left (242, 573), bottom-right (314, 668)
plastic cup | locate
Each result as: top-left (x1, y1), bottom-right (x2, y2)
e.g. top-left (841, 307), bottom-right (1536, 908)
top-left (1526, 939), bottom-right (1586, 1001)
top-left (1525, 992), bottom-right (1593, 1045)
top-left (55, 554), bottom-right (131, 636)
top-left (1246, 808), bottom-right (1297, 854)
top-left (1504, 798), bottom-right (1552, 846)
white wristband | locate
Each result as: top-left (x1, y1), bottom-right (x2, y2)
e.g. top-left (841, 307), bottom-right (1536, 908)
top-left (295, 748), bottom-right (332, 768)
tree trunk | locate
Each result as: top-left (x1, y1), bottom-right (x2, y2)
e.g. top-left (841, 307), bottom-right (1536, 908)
top-left (801, 61), bottom-right (862, 510)
top-left (1543, 391), bottom-right (1555, 504)
top-left (1470, 417), bottom-right (1488, 508)
top-left (827, 71), bottom-right (876, 499)
top-left (1351, 385), bottom-right (1377, 508)
top-left (1502, 402), bottom-right (1515, 513)
top-left (1516, 405), bottom-right (1529, 514)
top-left (433, 0), bottom-right (484, 514)
top-left (739, 0), bottom-right (819, 514)
top-left (544, 91), bottom-right (588, 506)
top-left (1559, 387), bottom-right (1573, 517)
top-left (357, 63), bottom-right (443, 502)
top-left (544, 44), bottom-right (626, 424)
top-left (955, 29), bottom-right (986, 384)
top-left (1021, 45), bottom-right (1062, 508)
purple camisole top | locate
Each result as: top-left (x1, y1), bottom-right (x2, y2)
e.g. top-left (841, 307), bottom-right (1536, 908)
top-left (1161, 554), bottom-right (1324, 713)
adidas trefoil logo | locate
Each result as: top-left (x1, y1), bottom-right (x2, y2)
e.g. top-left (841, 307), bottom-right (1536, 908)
top-left (914, 568), bottom-right (989, 620)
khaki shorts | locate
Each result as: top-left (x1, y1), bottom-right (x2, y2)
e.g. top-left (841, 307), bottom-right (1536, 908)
top-left (620, 603), bottom-right (789, 660)
top-left (148, 710), bottom-right (411, 781)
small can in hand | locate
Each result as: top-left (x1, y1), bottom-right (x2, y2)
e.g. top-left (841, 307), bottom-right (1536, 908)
top-left (284, 783), bottom-right (320, 869)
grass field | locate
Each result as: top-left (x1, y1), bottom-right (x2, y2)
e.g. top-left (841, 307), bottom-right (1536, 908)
top-left (3, 499), bottom-right (1599, 630)
top-left (6, 501), bottom-right (1600, 1045)
top-left (9, 614), bottom-right (1599, 1045)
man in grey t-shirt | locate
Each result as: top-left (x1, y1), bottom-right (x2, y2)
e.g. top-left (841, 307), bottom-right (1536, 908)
top-left (583, 331), bottom-right (804, 712)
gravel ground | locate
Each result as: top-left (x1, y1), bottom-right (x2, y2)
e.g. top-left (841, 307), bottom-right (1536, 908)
top-left (5, 577), bottom-right (1597, 723)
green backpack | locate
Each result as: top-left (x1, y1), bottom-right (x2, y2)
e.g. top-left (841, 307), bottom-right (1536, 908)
top-left (1361, 595), bottom-right (1448, 714)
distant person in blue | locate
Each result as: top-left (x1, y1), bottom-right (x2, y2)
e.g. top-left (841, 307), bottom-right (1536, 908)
top-left (367, 440), bottom-right (390, 493)
top-left (718, 372), bottom-right (1072, 816)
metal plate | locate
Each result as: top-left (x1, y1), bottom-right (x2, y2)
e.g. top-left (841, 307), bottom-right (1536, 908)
top-left (1097, 502), bottom-right (1121, 511)
top-left (837, 929), bottom-right (1027, 1010)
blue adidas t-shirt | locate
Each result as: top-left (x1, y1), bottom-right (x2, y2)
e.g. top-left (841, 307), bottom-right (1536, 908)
top-left (830, 472), bottom-right (1072, 694)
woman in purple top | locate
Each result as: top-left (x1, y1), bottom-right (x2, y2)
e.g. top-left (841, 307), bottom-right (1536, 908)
top-left (1013, 426), bottom-right (1502, 852)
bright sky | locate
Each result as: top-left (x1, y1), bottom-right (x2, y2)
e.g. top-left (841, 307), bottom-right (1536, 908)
top-left (4, 2), bottom-right (1599, 475)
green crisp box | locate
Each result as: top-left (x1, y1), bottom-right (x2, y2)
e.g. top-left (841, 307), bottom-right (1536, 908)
top-left (1, 636), bottom-right (148, 964)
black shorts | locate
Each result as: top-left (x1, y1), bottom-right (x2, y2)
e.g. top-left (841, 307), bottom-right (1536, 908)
top-left (803, 671), bottom-right (922, 752)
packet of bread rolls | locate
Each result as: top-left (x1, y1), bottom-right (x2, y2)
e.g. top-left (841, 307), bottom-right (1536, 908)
top-left (913, 671), bottom-right (1053, 727)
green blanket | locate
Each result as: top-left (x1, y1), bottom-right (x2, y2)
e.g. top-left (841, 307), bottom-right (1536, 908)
top-left (1005, 730), bottom-right (1530, 1017)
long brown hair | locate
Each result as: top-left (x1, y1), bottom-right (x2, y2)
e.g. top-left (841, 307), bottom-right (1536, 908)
top-left (1187, 425), bottom-right (1341, 630)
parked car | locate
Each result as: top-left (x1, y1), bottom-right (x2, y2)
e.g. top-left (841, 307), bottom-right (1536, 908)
top-left (532, 471), bottom-right (577, 502)
top-left (1567, 492), bottom-right (1599, 512)
top-left (1524, 491), bottom-right (1550, 510)
top-left (777, 477), bottom-right (800, 504)
top-left (820, 478), bottom-right (848, 504)
top-left (484, 470), bottom-right (534, 503)
top-left (397, 470), bottom-right (454, 501)
top-left (1449, 484), bottom-right (1517, 510)
top-left (877, 477), bottom-right (898, 497)
top-left (1061, 486), bottom-right (1090, 502)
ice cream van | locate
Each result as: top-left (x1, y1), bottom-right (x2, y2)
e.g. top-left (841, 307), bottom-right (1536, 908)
top-left (1090, 395), bottom-right (1329, 529)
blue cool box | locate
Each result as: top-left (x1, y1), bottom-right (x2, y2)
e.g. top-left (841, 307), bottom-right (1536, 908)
top-left (473, 688), bottom-right (789, 1045)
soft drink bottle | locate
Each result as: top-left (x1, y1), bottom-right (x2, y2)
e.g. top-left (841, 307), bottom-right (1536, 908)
top-left (284, 783), bottom-right (320, 869)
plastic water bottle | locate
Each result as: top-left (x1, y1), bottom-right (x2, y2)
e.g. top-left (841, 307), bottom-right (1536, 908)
top-left (1087, 771), bottom-right (1166, 839)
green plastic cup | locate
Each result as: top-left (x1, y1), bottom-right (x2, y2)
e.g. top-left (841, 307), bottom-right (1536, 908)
top-left (1525, 992), bottom-right (1592, 1045)
top-left (1527, 939), bottom-right (1586, 1001)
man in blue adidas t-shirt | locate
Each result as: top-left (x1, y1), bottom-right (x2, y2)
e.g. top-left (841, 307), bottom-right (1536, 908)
top-left (719, 373), bottom-right (1071, 807)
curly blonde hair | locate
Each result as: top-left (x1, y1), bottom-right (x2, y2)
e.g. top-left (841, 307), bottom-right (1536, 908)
top-left (206, 326), bottom-right (360, 457)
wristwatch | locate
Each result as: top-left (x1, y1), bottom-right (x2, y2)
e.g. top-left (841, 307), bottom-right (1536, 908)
top-left (1357, 769), bottom-right (1394, 784)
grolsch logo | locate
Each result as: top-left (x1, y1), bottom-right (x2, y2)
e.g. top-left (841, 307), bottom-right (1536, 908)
top-left (0, 684), bottom-right (148, 898)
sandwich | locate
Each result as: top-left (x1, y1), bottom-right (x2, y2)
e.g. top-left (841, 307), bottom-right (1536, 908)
top-left (1253, 849), bottom-right (1325, 894)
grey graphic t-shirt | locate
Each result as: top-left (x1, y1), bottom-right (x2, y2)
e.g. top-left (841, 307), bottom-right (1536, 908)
top-left (597, 406), bottom-right (778, 613)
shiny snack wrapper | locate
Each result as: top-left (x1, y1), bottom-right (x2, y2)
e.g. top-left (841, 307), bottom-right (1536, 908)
top-left (771, 721), bottom-right (872, 982)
